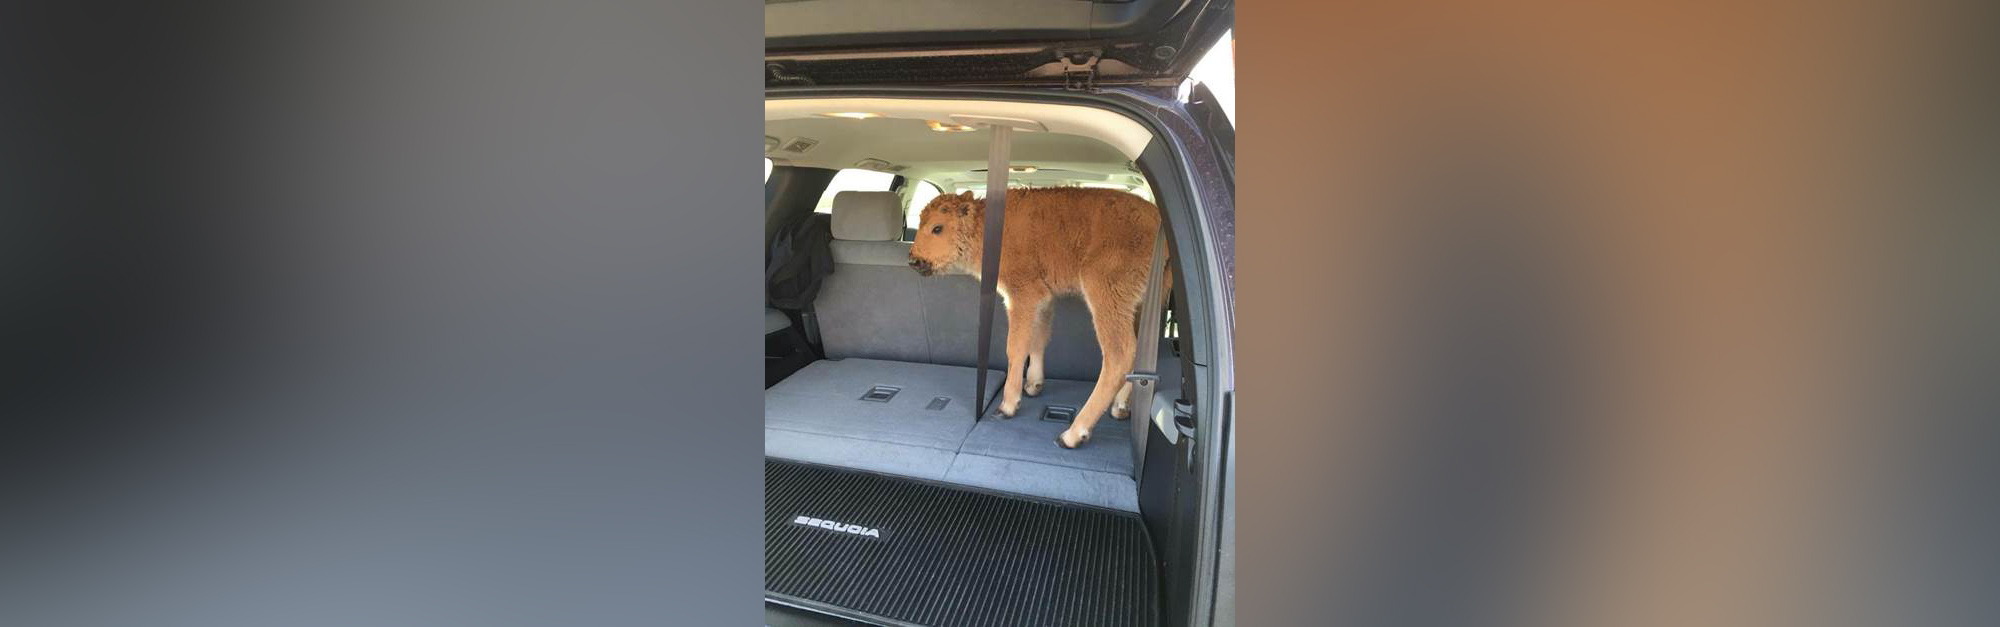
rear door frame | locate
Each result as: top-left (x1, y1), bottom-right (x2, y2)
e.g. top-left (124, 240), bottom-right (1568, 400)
top-left (765, 0), bottom-right (1233, 89)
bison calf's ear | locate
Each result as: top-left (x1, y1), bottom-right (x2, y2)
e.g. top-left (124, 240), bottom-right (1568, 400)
top-left (957, 190), bottom-right (974, 200)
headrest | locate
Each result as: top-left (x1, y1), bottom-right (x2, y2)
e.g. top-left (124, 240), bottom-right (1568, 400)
top-left (830, 191), bottom-right (904, 241)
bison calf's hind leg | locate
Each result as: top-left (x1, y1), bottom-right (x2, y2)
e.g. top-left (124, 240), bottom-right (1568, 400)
top-left (996, 288), bottom-right (1050, 418)
top-left (1113, 380), bottom-right (1135, 419)
top-left (1024, 304), bottom-right (1054, 397)
top-left (1058, 282), bottom-right (1141, 448)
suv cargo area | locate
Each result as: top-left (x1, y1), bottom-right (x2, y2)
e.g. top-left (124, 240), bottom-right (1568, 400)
top-left (762, 92), bottom-right (1210, 626)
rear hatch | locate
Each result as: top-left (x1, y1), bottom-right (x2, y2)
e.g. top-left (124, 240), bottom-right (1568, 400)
top-left (765, 0), bottom-right (1232, 88)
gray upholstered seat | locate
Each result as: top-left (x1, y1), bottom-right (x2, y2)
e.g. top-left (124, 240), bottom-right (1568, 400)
top-left (814, 191), bottom-right (925, 363)
top-left (813, 190), bottom-right (1108, 378)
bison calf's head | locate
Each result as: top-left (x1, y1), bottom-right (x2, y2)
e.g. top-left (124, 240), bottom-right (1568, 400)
top-left (908, 191), bottom-right (981, 277)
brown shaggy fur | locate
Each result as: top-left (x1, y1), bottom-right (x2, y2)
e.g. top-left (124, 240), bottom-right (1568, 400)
top-left (909, 187), bottom-right (1164, 449)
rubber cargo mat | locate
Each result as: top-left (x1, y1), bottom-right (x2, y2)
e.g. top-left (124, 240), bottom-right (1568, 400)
top-left (766, 459), bottom-right (1158, 627)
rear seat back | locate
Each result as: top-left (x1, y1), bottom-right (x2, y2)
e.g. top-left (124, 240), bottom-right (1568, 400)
top-left (812, 191), bottom-right (1105, 381)
top-left (816, 191), bottom-right (927, 362)
top-left (919, 275), bottom-right (1104, 381)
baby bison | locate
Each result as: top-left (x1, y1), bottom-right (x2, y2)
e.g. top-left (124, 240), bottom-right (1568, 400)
top-left (908, 187), bottom-right (1162, 449)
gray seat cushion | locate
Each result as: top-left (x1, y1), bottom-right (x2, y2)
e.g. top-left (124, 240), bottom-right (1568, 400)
top-left (956, 378), bottom-right (1134, 475)
top-left (765, 359), bottom-right (999, 452)
top-left (764, 358), bottom-right (1000, 481)
top-left (763, 354), bottom-right (1175, 511)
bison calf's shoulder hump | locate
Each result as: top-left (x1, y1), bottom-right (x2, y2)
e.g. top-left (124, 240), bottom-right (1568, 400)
top-left (1003, 188), bottom-right (1161, 279)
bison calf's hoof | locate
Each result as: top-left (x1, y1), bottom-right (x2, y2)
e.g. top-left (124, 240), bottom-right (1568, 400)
top-left (1111, 403), bottom-right (1131, 420)
top-left (1024, 380), bottom-right (1044, 397)
top-left (1056, 430), bottom-right (1090, 449)
top-left (997, 398), bottom-right (1019, 418)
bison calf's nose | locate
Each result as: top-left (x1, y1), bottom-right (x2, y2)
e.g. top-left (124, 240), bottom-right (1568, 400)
top-left (908, 259), bottom-right (932, 275)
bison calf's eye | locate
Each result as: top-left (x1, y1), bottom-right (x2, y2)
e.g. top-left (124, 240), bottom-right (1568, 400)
top-left (930, 225), bottom-right (943, 234)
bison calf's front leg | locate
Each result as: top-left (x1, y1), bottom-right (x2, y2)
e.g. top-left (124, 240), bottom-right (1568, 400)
top-left (995, 290), bottom-right (1049, 418)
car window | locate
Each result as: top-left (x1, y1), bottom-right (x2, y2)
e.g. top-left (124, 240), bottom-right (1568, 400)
top-left (957, 183), bottom-right (1151, 203)
top-left (905, 180), bottom-right (942, 229)
top-left (813, 169), bottom-right (896, 214)
top-left (1189, 29), bottom-right (1235, 125)
top-left (763, 158), bottom-right (772, 183)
